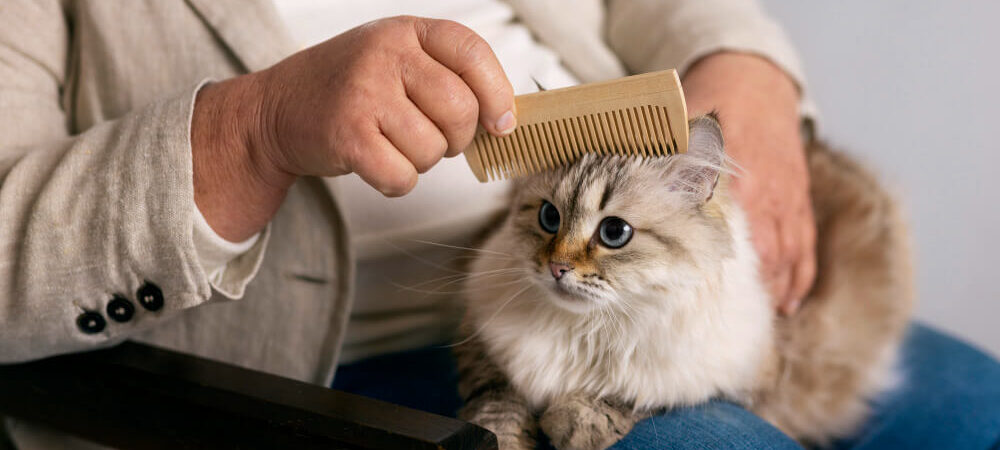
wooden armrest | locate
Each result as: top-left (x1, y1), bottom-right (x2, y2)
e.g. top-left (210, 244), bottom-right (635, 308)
top-left (0, 342), bottom-right (496, 449)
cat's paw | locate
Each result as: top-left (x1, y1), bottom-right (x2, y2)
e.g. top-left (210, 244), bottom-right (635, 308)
top-left (495, 433), bottom-right (536, 450)
top-left (539, 396), bottom-right (636, 450)
top-left (461, 398), bottom-right (537, 450)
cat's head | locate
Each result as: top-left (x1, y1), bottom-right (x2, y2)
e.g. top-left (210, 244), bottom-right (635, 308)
top-left (500, 115), bottom-right (738, 314)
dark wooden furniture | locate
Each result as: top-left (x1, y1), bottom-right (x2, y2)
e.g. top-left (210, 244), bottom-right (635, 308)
top-left (0, 342), bottom-right (496, 449)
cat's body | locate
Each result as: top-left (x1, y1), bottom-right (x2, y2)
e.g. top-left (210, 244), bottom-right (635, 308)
top-left (455, 116), bottom-right (913, 449)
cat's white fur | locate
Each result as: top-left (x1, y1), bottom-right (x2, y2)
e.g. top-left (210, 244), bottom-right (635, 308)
top-left (465, 175), bottom-right (773, 412)
top-left (460, 118), bottom-right (914, 446)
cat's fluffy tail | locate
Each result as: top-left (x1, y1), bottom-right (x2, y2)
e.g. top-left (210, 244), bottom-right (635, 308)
top-left (751, 139), bottom-right (915, 446)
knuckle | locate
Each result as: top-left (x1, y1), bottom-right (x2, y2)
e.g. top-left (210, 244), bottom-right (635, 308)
top-left (372, 15), bottom-right (416, 33)
top-left (412, 136), bottom-right (447, 174)
top-left (339, 134), bottom-right (371, 170)
top-left (443, 87), bottom-right (479, 122)
top-left (335, 146), bottom-right (365, 179)
top-left (448, 22), bottom-right (489, 61)
top-left (361, 16), bottom-right (416, 49)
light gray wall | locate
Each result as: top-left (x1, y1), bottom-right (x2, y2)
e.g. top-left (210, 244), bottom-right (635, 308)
top-left (760, 1), bottom-right (1000, 356)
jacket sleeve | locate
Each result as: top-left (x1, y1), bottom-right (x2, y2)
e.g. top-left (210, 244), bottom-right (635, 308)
top-left (604, 0), bottom-right (817, 123)
top-left (0, 0), bottom-right (267, 362)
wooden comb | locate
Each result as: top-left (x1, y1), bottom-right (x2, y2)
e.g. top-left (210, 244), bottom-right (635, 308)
top-left (463, 69), bottom-right (688, 182)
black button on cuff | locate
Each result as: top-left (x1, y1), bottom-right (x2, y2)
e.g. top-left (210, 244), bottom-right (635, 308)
top-left (136, 281), bottom-right (164, 311)
top-left (107, 295), bottom-right (135, 322)
top-left (77, 312), bottom-right (106, 334)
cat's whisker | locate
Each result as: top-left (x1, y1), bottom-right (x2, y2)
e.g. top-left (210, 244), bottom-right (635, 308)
top-left (607, 308), bottom-right (626, 347)
top-left (378, 238), bottom-right (471, 274)
top-left (446, 254), bottom-right (519, 263)
top-left (598, 308), bottom-right (623, 358)
top-left (614, 300), bottom-right (640, 330)
top-left (408, 239), bottom-right (517, 258)
top-left (391, 277), bottom-right (531, 295)
top-left (444, 283), bottom-right (533, 348)
top-left (396, 267), bottom-right (530, 291)
top-left (430, 269), bottom-right (534, 293)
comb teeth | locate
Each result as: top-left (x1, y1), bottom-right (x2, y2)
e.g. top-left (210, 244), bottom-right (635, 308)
top-left (466, 105), bottom-right (679, 181)
top-left (463, 69), bottom-right (689, 182)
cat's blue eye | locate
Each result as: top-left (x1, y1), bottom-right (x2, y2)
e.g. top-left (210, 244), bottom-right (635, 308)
top-left (538, 201), bottom-right (560, 234)
top-left (598, 217), bottom-right (633, 249)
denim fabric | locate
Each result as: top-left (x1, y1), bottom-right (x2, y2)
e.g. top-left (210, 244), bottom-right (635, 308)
top-left (331, 323), bottom-right (1000, 449)
top-left (610, 401), bottom-right (802, 449)
top-left (832, 324), bottom-right (1000, 450)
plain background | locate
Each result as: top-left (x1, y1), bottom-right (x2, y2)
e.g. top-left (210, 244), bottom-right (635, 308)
top-left (760, 1), bottom-right (999, 356)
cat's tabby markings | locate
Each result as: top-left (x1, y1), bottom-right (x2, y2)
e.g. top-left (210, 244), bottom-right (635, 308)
top-left (456, 115), bottom-right (913, 450)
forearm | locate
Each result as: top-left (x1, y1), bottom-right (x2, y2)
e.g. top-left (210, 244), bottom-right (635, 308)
top-left (191, 73), bottom-right (297, 242)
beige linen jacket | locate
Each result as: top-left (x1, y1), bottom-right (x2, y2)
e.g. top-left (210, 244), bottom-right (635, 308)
top-left (0, 0), bottom-right (805, 440)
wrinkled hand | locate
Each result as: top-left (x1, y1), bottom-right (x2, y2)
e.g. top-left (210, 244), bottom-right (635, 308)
top-left (193, 16), bottom-right (515, 241)
top-left (682, 52), bottom-right (816, 315)
top-left (254, 15), bottom-right (516, 196)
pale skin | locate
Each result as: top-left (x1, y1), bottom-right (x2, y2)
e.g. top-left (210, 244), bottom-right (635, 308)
top-left (191, 16), bottom-right (814, 313)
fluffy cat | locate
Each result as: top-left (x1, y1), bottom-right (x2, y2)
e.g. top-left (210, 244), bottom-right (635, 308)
top-left (454, 115), bottom-right (913, 449)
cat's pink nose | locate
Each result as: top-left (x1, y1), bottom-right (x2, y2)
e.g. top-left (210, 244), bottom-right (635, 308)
top-left (549, 262), bottom-right (573, 280)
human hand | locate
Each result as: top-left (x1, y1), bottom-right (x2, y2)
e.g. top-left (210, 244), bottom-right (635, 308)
top-left (682, 52), bottom-right (816, 315)
top-left (192, 16), bottom-right (515, 241)
top-left (249, 15), bottom-right (515, 196)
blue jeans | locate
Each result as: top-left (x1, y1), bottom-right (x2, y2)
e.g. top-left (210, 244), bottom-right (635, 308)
top-left (331, 324), bottom-right (1000, 449)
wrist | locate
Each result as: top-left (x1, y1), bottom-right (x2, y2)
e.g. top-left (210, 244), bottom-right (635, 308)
top-left (682, 52), bottom-right (800, 116)
top-left (211, 73), bottom-right (297, 190)
top-left (191, 74), bottom-right (295, 241)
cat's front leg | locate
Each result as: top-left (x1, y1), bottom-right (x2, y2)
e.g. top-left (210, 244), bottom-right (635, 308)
top-left (539, 394), bottom-right (642, 450)
top-left (455, 334), bottom-right (537, 450)
top-left (460, 386), bottom-right (537, 450)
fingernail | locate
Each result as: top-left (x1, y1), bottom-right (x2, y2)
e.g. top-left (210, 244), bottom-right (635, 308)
top-left (495, 110), bottom-right (516, 135)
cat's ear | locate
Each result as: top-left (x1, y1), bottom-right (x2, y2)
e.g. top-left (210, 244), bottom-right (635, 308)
top-left (667, 114), bottom-right (726, 203)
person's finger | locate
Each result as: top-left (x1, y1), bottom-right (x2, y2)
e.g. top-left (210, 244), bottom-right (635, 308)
top-left (752, 215), bottom-right (787, 307)
top-left (770, 265), bottom-right (793, 312)
top-left (414, 18), bottom-right (516, 136)
top-left (750, 213), bottom-right (780, 276)
top-left (785, 211), bottom-right (818, 314)
top-left (776, 212), bottom-right (802, 306)
top-left (378, 97), bottom-right (449, 173)
top-left (348, 131), bottom-right (419, 197)
top-left (401, 54), bottom-right (479, 157)
top-left (784, 254), bottom-right (815, 316)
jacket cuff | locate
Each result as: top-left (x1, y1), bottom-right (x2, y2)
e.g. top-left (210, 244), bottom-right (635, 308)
top-left (0, 80), bottom-right (236, 362)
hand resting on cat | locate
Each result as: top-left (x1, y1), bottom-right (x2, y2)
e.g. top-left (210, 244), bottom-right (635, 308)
top-left (454, 115), bottom-right (913, 449)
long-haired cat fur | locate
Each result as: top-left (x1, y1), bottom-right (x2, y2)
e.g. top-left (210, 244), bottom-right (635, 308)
top-left (454, 115), bottom-right (913, 449)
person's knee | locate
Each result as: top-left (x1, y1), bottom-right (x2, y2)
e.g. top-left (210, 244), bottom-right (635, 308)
top-left (872, 324), bottom-right (1000, 449)
top-left (610, 401), bottom-right (801, 450)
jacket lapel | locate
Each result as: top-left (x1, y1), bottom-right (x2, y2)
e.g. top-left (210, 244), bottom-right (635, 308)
top-left (185, 0), bottom-right (298, 72)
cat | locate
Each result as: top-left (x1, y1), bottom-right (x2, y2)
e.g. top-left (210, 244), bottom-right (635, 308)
top-left (454, 114), bottom-right (913, 449)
